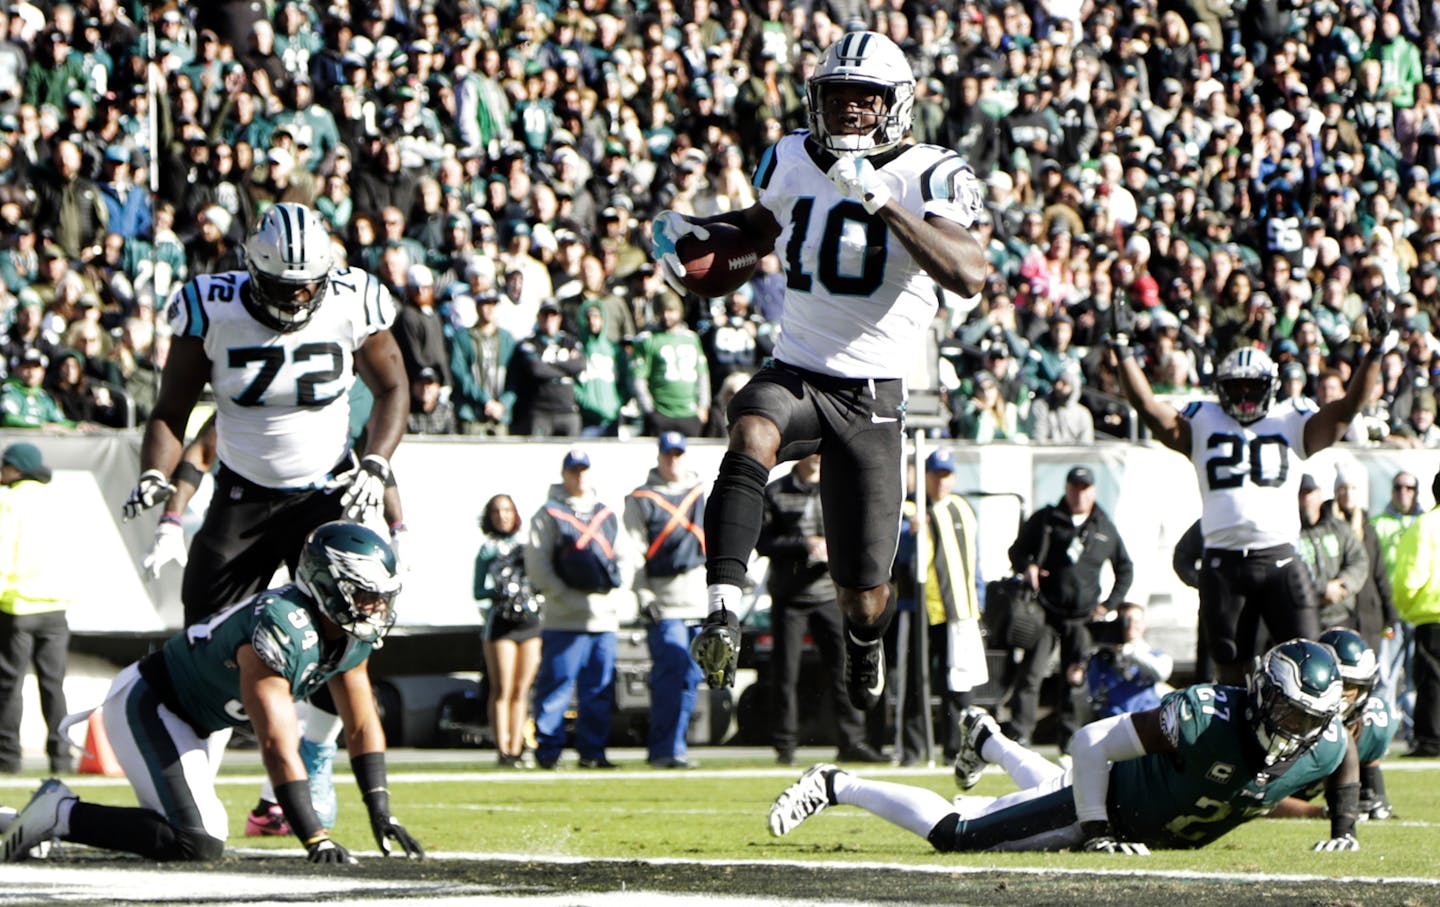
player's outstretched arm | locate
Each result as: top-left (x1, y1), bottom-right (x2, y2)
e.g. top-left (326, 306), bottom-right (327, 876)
top-left (330, 662), bottom-right (425, 859)
top-left (1112, 346), bottom-right (1190, 454)
top-left (1304, 347), bottom-right (1382, 457)
top-left (240, 645), bottom-right (356, 864)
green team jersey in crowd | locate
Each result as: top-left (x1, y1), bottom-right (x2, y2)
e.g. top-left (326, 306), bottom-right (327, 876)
top-left (631, 326), bottom-right (709, 419)
top-left (1109, 684), bottom-right (1347, 848)
top-left (161, 586), bottom-right (376, 735)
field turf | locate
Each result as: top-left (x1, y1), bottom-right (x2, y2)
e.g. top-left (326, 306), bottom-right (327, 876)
top-left (4, 749), bottom-right (1437, 905)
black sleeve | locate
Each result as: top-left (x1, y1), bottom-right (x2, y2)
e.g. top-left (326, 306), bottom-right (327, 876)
top-left (1008, 509), bottom-right (1045, 574)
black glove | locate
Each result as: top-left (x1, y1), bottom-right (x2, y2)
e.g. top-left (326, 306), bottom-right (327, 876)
top-left (1107, 297), bottom-right (1138, 354)
top-left (305, 833), bottom-right (357, 865)
top-left (640, 599), bottom-right (664, 626)
top-left (1077, 820), bottom-right (1150, 855)
top-left (369, 813), bottom-right (425, 858)
top-left (362, 786), bottom-right (425, 858)
top-left (1366, 295), bottom-right (1394, 352)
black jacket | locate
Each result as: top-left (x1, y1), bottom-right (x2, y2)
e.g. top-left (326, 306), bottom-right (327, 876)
top-left (756, 471), bottom-right (833, 607)
top-left (1008, 500), bottom-right (1133, 618)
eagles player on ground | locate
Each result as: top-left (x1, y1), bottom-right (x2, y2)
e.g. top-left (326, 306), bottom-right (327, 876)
top-left (121, 202), bottom-right (409, 835)
top-left (1111, 299), bottom-right (1386, 686)
top-left (769, 640), bottom-right (1351, 854)
top-left (1270, 627), bottom-right (1398, 835)
top-left (0, 522), bottom-right (423, 865)
top-left (650, 30), bottom-right (988, 710)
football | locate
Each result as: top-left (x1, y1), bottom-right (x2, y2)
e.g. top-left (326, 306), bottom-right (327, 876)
top-left (675, 223), bottom-right (759, 298)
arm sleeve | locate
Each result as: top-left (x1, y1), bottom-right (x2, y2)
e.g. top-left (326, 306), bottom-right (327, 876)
top-left (1069, 713), bottom-right (1147, 823)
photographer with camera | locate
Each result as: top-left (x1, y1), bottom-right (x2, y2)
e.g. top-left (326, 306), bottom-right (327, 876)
top-left (1084, 603), bottom-right (1174, 720)
top-left (474, 493), bottom-right (544, 768)
top-left (1002, 467), bottom-right (1134, 751)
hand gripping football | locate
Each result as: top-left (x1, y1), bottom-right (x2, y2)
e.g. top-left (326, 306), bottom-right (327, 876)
top-left (675, 223), bottom-right (759, 298)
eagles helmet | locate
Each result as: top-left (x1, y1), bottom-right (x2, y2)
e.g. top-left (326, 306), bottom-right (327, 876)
top-left (296, 521), bottom-right (402, 648)
top-left (806, 31), bottom-right (915, 157)
top-left (1247, 638), bottom-right (1344, 765)
top-left (243, 202), bottom-right (333, 333)
top-left (1215, 347), bottom-right (1279, 424)
top-left (1318, 626), bottom-right (1379, 722)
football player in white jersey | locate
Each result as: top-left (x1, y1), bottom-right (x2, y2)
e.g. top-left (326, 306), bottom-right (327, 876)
top-left (650, 31), bottom-right (988, 712)
top-left (121, 202), bottom-right (408, 836)
top-left (1111, 298), bottom-right (1386, 685)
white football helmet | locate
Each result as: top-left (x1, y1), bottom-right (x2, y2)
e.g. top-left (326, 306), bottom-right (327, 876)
top-left (806, 31), bottom-right (915, 157)
top-left (1215, 347), bottom-right (1278, 424)
top-left (243, 202), bottom-right (334, 332)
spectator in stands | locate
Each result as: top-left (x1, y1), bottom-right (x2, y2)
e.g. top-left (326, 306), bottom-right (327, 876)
top-left (507, 302), bottom-right (584, 438)
top-left (574, 299), bottom-right (629, 437)
top-left (0, 293), bottom-right (62, 372)
top-left (1026, 361), bottom-right (1093, 444)
top-left (450, 292), bottom-right (517, 437)
top-left (474, 493), bottom-right (542, 769)
top-left (630, 295), bottom-right (708, 438)
top-left (624, 433), bottom-right (707, 769)
top-left (525, 449), bottom-right (635, 770)
top-left (1, 350), bottom-right (75, 430)
top-left (405, 366), bottom-right (456, 435)
top-left (32, 140), bottom-right (106, 262)
top-left (951, 369), bottom-right (1024, 442)
top-left (393, 264), bottom-right (452, 388)
top-left (0, 442), bottom-right (70, 774)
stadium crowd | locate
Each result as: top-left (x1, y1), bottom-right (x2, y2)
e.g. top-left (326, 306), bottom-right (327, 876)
top-left (0, 0), bottom-right (1437, 444)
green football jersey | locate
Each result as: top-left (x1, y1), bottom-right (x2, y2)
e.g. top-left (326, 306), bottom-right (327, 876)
top-left (1109, 684), bottom-right (1347, 848)
top-left (160, 585), bottom-right (376, 734)
top-left (1292, 696), bottom-right (1399, 802)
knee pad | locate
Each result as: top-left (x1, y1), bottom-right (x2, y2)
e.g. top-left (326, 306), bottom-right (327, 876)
top-left (926, 812), bottom-right (961, 853)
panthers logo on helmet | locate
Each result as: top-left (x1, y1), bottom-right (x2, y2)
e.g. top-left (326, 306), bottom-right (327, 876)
top-left (1215, 347), bottom-right (1279, 424)
top-left (805, 31), bottom-right (916, 158)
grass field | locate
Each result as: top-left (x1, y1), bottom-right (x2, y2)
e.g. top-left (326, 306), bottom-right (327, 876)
top-left (5, 749), bottom-right (1438, 905)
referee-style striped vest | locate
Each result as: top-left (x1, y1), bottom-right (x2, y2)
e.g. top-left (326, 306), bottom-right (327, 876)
top-left (927, 495), bottom-right (980, 625)
top-left (630, 484), bottom-right (706, 578)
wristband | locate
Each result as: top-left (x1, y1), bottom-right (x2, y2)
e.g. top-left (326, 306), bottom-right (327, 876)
top-left (275, 778), bottom-right (326, 842)
top-left (353, 750), bottom-right (389, 812)
top-left (160, 514), bottom-right (183, 527)
top-left (1329, 781), bottom-right (1360, 840)
top-left (172, 460), bottom-right (205, 488)
top-left (389, 522), bottom-right (408, 533)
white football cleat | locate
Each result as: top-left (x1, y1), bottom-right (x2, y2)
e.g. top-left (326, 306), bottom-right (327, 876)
top-left (768, 763), bottom-right (841, 837)
top-left (1, 778), bottom-right (75, 862)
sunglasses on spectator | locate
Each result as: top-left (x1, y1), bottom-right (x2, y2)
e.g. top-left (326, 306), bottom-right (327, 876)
top-left (1395, 483), bottom-right (1418, 491)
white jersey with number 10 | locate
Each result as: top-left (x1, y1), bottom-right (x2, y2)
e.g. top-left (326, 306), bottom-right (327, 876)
top-left (752, 131), bottom-right (980, 379)
top-left (1182, 396), bottom-right (1316, 550)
